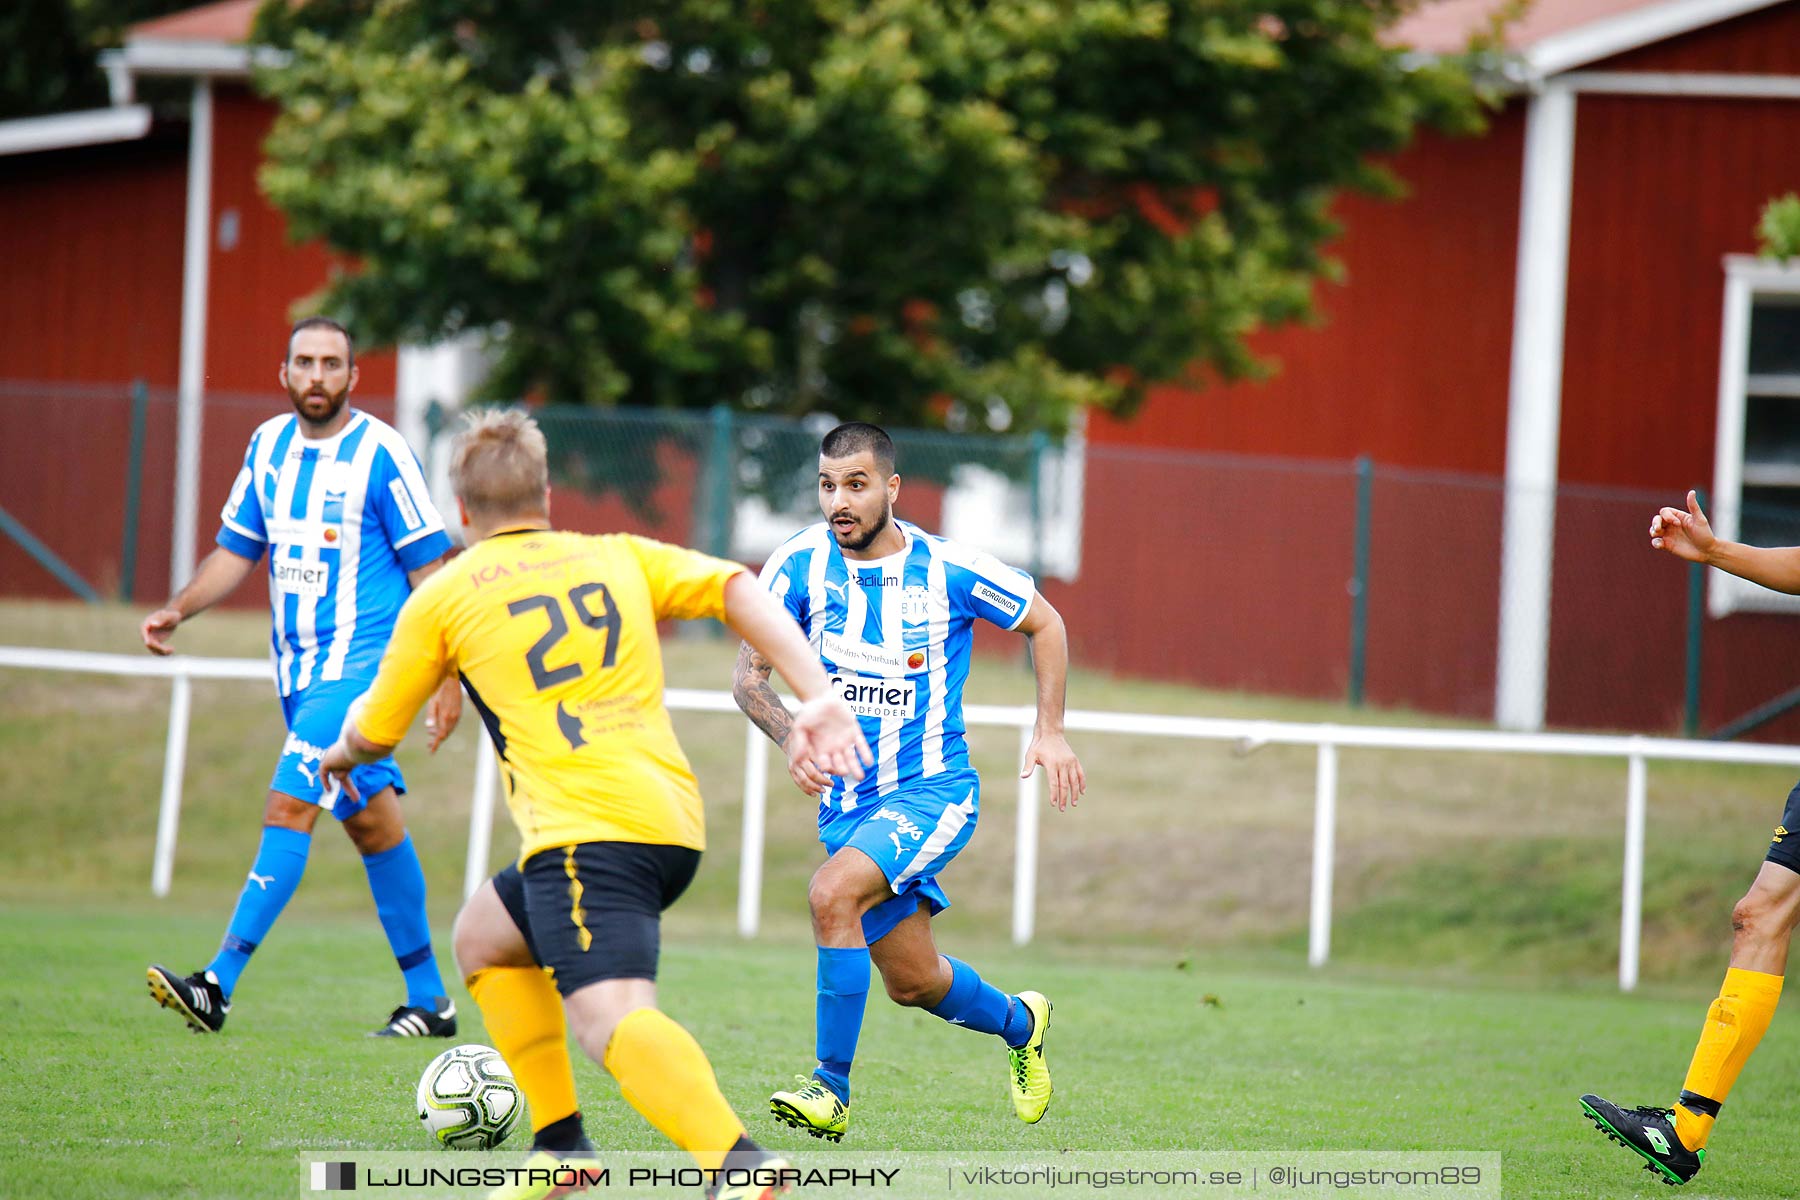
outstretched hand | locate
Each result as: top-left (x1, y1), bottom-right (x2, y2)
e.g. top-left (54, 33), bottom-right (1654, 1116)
top-left (1022, 730), bottom-right (1086, 811)
top-left (424, 675), bottom-right (463, 754)
top-left (141, 608), bottom-right (181, 656)
top-left (1650, 490), bottom-right (1715, 565)
top-left (785, 696), bottom-right (872, 794)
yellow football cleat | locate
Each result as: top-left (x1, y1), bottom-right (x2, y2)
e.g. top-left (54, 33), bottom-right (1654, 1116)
top-left (709, 1154), bottom-right (794, 1200)
top-left (485, 1148), bottom-right (605, 1200)
top-left (1007, 991), bottom-right (1054, 1123)
top-left (769, 1076), bottom-right (850, 1142)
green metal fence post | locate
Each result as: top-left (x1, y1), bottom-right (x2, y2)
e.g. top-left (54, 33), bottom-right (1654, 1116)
top-left (1684, 487), bottom-right (1709, 736)
top-left (705, 405), bottom-right (736, 561)
top-left (1027, 430), bottom-right (1049, 579)
top-left (1347, 457), bottom-right (1375, 707)
top-left (120, 379), bottom-right (148, 602)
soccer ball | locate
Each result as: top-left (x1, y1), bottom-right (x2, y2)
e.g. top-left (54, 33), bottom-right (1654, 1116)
top-left (416, 1044), bottom-right (522, 1149)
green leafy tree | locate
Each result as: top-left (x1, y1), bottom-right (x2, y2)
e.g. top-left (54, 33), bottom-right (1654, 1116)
top-left (257, 0), bottom-right (1482, 432)
top-left (1761, 193), bottom-right (1800, 262)
top-left (2, 0), bottom-right (199, 119)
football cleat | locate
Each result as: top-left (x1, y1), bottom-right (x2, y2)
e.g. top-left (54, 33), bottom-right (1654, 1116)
top-left (370, 998), bottom-right (458, 1038)
top-left (1007, 991), bottom-right (1054, 1124)
top-left (147, 965), bottom-right (229, 1034)
top-left (707, 1152), bottom-right (794, 1200)
top-left (769, 1076), bottom-right (849, 1142)
top-left (485, 1143), bottom-right (604, 1200)
top-left (1579, 1094), bottom-right (1705, 1186)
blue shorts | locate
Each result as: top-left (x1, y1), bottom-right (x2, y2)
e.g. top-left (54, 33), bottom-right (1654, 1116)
top-left (273, 679), bottom-right (405, 820)
top-left (819, 769), bottom-right (980, 945)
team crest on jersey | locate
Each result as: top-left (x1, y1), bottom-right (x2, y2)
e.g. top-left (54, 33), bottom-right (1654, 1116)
top-left (900, 586), bottom-right (933, 622)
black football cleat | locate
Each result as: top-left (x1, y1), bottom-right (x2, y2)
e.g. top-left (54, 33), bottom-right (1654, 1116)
top-left (147, 965), bottom-right (229, 1034)
top-left (370, 998), bottom-right (458, 1038)
top-left (1579, 1094), bottom-right (1704, 1186)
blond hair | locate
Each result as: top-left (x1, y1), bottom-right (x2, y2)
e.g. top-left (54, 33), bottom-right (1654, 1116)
top-left (449, 408), bottom-right (549, 519)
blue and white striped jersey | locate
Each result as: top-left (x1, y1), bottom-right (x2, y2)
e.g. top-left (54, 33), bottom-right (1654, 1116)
top-left (759, 520), bottom-right (1035, 811)
top-left (215, 409), bottom-right (452, 697)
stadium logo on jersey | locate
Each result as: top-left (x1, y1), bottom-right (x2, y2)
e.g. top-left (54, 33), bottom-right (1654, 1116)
top-left (972, 582), bottom-right (1022, 619)
top-left (822, 632), bottom-right (928, 677)
top-left (274, 560), bottom-right (330, 598)
top-left (831, 674), bottom-right (916, 719)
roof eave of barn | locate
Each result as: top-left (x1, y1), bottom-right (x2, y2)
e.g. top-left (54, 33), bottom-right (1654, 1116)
top-left (1394, 0), bottom-right (1798, 89)
top-left (0, 104), bottom-right (154, 159)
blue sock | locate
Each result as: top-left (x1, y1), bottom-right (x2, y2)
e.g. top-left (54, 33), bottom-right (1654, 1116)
top-left (814, 946), bottom-right (870, 1104)
top-left (361, 835), bottom-right (446, 1008)
top-left (927, 956), bottom-right (1032, 1046)
top-left (207, 826), bottom-right (310, 997)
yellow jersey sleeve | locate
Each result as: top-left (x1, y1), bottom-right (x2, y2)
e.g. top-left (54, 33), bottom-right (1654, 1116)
top-left (353, 578), bottom-right (451, 747)
top-left (625, 535), bottom-right (745, 623)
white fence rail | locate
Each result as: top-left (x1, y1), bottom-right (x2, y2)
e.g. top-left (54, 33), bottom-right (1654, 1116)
top-left (9, 643), bottom-right (1800, 990)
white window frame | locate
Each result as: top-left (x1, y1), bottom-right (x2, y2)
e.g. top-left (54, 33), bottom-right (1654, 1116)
top-left (1710, 253), bottom-right (1800, 616)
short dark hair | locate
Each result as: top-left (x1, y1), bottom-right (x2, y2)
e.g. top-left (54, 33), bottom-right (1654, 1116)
top-left (820, 421), bottom-right (895, 475)
top-left (286, 316), bottom-right (355, 367)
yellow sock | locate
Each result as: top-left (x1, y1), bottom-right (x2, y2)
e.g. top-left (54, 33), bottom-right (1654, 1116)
top-left (603, 1007), bottom-right (745, 1171)
top-left (466, 967), bottom-right (579, 1134)
top-left (1674, 966), bottom-right (1783, 1150)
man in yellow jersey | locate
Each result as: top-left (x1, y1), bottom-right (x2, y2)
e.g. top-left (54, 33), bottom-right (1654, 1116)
top-left (1581, 490), bottom-right (1800, 1187)
top-left (320, 409), bottom-right (871, 1200)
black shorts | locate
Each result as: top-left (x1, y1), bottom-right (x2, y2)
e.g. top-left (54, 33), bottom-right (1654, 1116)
top-left (491, 842), bottom-right (701, 996)
top-left (1766, 781), bottom-right (1800, 873)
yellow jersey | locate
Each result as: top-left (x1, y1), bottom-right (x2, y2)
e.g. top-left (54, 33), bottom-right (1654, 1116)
top-left (354, 527), bottom-right (744, 861)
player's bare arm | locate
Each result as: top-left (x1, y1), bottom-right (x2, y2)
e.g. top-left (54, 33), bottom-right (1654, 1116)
top-left (1652, 489), bottom-right (1800, 594)
top-left (721, 572), bottom-right (871, 787)
top-left (140, 546), bottom-right (260, 655)
top-left (406, 554), bottom-right (464, 752)
top-left (734, 641), bottom-right (834, 796)
top-left (732, 640), bottom-right (793, 746)
top-left (1015, 590), bottom-right (1086, 811)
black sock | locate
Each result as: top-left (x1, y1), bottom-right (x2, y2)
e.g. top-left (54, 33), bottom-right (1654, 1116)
top-left (720, 1134), bottom-right (765, 1173)
top-left (532, 1112), bottom-right (587, 1153)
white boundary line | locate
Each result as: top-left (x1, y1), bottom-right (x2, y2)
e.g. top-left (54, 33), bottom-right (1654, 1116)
top-left (9, 644), bottom-right (1800, 988)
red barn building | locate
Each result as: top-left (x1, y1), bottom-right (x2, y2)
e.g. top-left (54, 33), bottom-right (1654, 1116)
top-left (3, 0), bottom-right (1799, 735)
top-left (1067, 0), bottom-right (1800, 735)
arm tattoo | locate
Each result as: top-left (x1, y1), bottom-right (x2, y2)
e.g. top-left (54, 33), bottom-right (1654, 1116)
top-left (732, 641), bottom-right (794, 748)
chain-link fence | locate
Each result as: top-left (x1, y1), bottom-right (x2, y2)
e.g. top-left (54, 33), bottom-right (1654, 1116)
top-left (493, 405), bottom-right (1080, 582)
top-left (10, 383), bottom-right (1800, 741)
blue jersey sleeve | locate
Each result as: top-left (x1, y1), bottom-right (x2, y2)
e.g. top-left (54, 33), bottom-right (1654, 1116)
top-left (216, 434), bottom-right (267, 560)
top-left (945, 545), bottom-right (1035, 631)
top-left (368, 443), bottom-right (452, 571)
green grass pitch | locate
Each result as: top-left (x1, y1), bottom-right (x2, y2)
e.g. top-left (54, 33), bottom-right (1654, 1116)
top-left (7, 600), bottom-right (1800, 1197)
top-left (3, 905), bottom-right (1799, 1198)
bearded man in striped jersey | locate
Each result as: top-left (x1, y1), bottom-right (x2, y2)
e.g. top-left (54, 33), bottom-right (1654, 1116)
top-left (734, 421), bottom-right (1087, 1141)
top-left (140, 318), bottom-right (460, 1039)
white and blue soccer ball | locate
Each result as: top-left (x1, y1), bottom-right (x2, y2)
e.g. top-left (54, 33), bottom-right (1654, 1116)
top-left (416, 1044), bottom-right (522, 1149)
